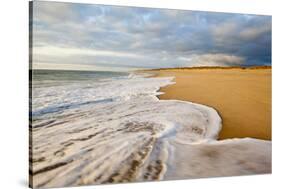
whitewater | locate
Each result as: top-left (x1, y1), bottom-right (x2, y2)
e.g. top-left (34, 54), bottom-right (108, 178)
top-left (30, 70), bottom-right (271, 188)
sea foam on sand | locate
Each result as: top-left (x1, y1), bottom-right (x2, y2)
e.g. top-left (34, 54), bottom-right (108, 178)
top-left (30, 73), bottom-right (271, 188)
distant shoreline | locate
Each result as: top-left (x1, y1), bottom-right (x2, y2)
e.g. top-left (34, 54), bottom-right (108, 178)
top-left (142, 65), bottom-right (271, 71)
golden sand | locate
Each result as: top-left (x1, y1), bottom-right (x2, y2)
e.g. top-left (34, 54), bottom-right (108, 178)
top-left (151, 68), bottom-right (271, 140)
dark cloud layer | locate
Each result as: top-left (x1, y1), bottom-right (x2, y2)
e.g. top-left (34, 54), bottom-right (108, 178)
top-left (33, 1), bottom-right (272, 71)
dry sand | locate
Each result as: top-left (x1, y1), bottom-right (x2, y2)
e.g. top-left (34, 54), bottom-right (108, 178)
top-left (150, 68), bottom-right (271, 140)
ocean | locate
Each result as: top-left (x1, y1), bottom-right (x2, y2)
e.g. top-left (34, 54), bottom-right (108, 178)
top-left (31, 70), bottom-right (130, 119)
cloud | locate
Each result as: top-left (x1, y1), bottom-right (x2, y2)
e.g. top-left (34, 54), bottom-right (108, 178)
top-left (33, 1), bottom-right (77, 24)
top-left (34, 46), bottom-right (142, 58)
top-left (32, 1), bottom-right (272, 71)
top-left (212, 22), bottom-right (238, 39)
top-left (188, 53), bottom-right (245, 67)
top-left (240, 24), bottom-right (271, 40)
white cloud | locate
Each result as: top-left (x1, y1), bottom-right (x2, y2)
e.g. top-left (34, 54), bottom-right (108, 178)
top-left (33, 46), bottom-right (143, 59)
top-left (33, 62), bottom-right (138, 72)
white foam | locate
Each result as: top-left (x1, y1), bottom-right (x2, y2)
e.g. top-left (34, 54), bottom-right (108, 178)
top-left (32, 73), bottom-right (174, 117)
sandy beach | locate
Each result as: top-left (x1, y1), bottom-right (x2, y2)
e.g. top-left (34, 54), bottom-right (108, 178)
top-left (150, 67), bottom-right (271, 140)
top-left (30, 69), bottom-right (271, 188)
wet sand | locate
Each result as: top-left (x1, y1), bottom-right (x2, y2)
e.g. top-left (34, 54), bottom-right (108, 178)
top-left (151, 68), bottom-right (271, 140)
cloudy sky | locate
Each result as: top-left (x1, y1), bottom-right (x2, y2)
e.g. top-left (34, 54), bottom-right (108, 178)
top-left (32, 1), bottom-right (272, 71)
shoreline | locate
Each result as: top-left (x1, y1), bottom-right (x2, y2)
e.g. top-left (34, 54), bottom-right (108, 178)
top-left (144, 65), bottom-right (271, 71)
top-left (145, 67), bottom-right (271, 140)
top-left (31, 69), bottom-right (272, 187)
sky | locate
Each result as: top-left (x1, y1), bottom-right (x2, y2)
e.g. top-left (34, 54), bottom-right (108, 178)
top-left (32, 1), bottom-right (272, 72)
